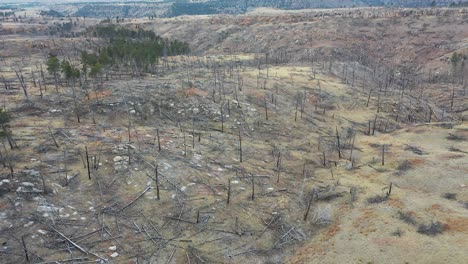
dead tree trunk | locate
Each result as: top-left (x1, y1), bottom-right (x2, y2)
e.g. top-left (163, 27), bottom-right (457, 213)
top-left (40, 64), bottom-right (47, 91)
top-left (157, 129), bottom-right (161, 152)
top-left (276, 152), bottom-right (281, 183)
top-left (31, 71), bottom-right (36, 88)
top-left (183, 130), bottom-right (187, 157)
top-left (227, 178), bottom-right (231, 205)
top-left (47, 126), bottom-right (59, 149)
top-left (251, 174), bottom-right (255, 201)
top-left (295, 101), bottom-right (298, 122)
top-left (15, 69), bottom-right (29, 100)
top-left (349, 133), bottom-right (356, 161)
top-left (71, 80), bottom-right (80, 123)
top-left (304, 189), bottom-right (316, 221)
top-left (336, 127), bottom-right (341, 159)
top-left (239, 127), bottom-right (243, 163)
top-left (21, 235), bottom-right (29, 262)
top-left (220, 104), bottom-right (224, 134)
top-left (381, 145), bottom-right (385, 166)
top-left (155, 164), bottom-right (160, 200)
top-left (372, 115), bottom-right (378, 135)
top-left (40, 170), bottom-right (48, 194)
top-left (386, 182), bottom-right (392, 198)
top-left (85, 146), bottom-right (91, 180)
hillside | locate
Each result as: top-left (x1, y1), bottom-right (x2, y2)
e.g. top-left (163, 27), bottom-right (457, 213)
top-left (0, 5), bottom-right (467, 264)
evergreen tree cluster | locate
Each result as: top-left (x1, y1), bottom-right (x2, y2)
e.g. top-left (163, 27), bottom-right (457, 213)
top-left (47, 54), bottom-right (81, 81)
top-left (80, 51), bottom-right (105, 78)
top-left (61, 60), bottom-right (81, 80)
top-left (45, 25), bottom-right (190, 80)
top-left (0, 108), bottom-right (11, 139)
top-left (46, 55), bottom-right (60, 77)
top-left (84, 24), bottom-right (190, 70)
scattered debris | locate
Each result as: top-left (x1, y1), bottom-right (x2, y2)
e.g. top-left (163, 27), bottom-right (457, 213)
top-left (446, 133), bottom-right (466, 141)
top-left (404, 145), bottom-right (426, 155)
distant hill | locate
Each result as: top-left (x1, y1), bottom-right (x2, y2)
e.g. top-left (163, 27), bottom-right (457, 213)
top-left (20, 0), bottom-right (468, 18)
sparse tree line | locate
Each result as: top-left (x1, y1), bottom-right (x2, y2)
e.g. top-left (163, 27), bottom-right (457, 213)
top-left (47, 19), bottom-right (80, 37)
top-left (39, 9), bottom-right (65, 18)
top-left (0, 11), bottom-right (17, 22)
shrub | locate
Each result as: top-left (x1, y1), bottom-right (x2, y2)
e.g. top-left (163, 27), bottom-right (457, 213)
top-left (396, 160), bottom-right (412, 172)
top-left (367, 194), bottom-right (387, 204)
top-left (310, 204), bottom-right (333, 225)
top-left (417, 222), bottom-right (444, 236)
top-left (442, 193), bottom-right (457, 200)
top-left (462, 201), bottom-right (468, 209)
top-left (391, 228), bottom-right (403, 237)
top-left (398, 211), bottom-right (417, 225)
top-left (0, 108), bottom-right (11, 138)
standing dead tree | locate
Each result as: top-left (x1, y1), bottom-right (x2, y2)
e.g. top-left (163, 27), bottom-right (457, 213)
top-left (14, 68), bottom-right (29, 100)
top-left (335, 127), bottom-right (342, 159)
top-left (251, 174), bottom-right (255, 201)
top-left (155, 163), bottom-right (160, 200)
top-left (21, 235), bottom-right (29, 262)
top-left (304, 189), bottom-right (317, 221)
top-left (47, 126), bottom-right (59, 149)
top-left (275, 152), bottom-right (282, 183)
top-left (239, 126), bottom-right (243, 163)
top-left (227, 178), bottom-right (231, 205)
top-left (85, 146), bottom-right (91, 180)
top-left (381, 145), bottom-right (385, 166)
top-left (156, 129), bottom-right (162, 152)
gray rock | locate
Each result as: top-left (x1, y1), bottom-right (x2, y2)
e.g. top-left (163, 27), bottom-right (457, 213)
top-left (21, 182), bottom-right (35, 187)
top-left (16, 187), bottom-right (43, 193)
top-left (23, 169), bottom-right (40, 177)
top-left (37, 205), bottom-right (62, 213)
top-left (114, 164), bottom-right (128, 172)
